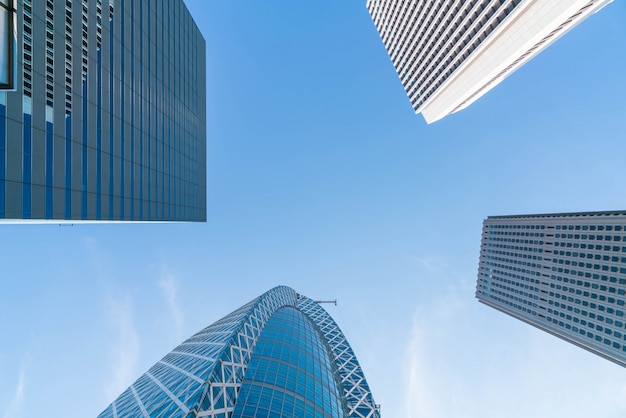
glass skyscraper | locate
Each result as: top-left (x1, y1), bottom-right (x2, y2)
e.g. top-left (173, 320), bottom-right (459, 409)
top-left (98, 286), bottom-right (381, 418)
top-left (0, 0), bottom-right (206, 222)
top-left (476, 210), bottom-right (626, 367)
top-left (366, 0), bottom-right (613, 123)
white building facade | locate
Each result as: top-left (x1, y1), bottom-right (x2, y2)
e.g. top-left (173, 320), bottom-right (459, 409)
top-left (366, 0), bottom-right (613, 123)
top-left (476, 211), bottom-right (626, 367)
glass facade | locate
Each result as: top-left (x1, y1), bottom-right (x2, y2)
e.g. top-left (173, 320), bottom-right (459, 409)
top-left (233, 307), bottom-right (345, 418)
top-left (0, 0), bottom-right (206, 222)
top-left (476, 210), bottom-right (626, 367)
top-left (98, 286), bottom-right (380, 418)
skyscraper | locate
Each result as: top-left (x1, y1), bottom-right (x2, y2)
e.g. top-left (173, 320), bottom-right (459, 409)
top-left (98, 286), bottom-right (381, 418)
top-left (0, 0), bottom-right (206, 222)
top-left (366, 0), bottom-right (613, 124)
top-left (476, 210), bottom-right (626, 367)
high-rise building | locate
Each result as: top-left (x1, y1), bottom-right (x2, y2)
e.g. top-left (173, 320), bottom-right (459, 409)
top-left (98, 286), bottom-right (381, 418)
top-left (0, 0), bottom-right (206, 222)
top-left (476, 210), bottom-right (626, 367)
top-left (366, 0), bottom-right (613, 124)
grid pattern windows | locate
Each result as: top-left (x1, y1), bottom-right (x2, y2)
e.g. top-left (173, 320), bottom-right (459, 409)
top-left (367, 0), bottom-right (522, 112)
top-left (45, 1), bottom-right (53, 107)
top-left (476, 211), bottom-right (626, 367)
top-left (22, 0), bottom-right (32, 98)
top-left (0, 0), bottom-right (206, 222)
top-left (98, 287), bottom-right (380, 418)
top-left (366, 0), bottom-right (613, 123)
top-left (64, 0), bottom-right (72, 114)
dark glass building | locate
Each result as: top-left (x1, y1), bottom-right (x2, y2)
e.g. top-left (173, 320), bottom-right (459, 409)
top-left (0, 0), bottom-right (206, 222)
top-left (97, 286), bottom-right (381, 418)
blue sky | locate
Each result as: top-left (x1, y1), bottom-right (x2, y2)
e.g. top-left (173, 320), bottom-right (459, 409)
top-left (2, 1), bottom-right (626, 417)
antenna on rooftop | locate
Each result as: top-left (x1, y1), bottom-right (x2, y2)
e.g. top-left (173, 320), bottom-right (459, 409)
top-left (315, 299), bottom-right (337, 306)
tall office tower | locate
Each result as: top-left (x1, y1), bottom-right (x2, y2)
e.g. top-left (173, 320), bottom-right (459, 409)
top-left (0, 0), bottom-right (206, 222)
top-left (476, 211), bottom-right (626, 367)
top-left (98, 286), bottom-right (380, 418)
top-left (366, 0), bottom-right (613, 124)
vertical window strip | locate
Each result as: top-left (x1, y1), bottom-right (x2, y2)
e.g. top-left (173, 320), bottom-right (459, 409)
top-left (0, 92), bottom-right (5, 218)
top-left (96, 0), bottom-right (102, 219)
top-left (65, 0), bottom-right (72, 115)
top-left (120, 0), bottom-right (125, 219)
top-left (22, 0), bottom-right (32, 218)
top-left (139, 0), bottom-right (143, 220)
top-left (45, 0), bottom-right (54, 107)
top-left (45, 0), bottom-right (54, 218)
top-left (108, 1), bottom-right (114, 219)
top-left (173, 0), bottom-right (178, 219)
top-left (81, 0), bottom-right (88, 219)
top-left (160, 0), bottom-right (165, 220)
top-left (129, 0), bottom-right (135, 220)
top-left (22, 0), bottom-right (32, 98)
top-left (147, 0), bottom-right (151, 220)
top-left (167, 0), bottom-right (171, 220)
top-left (22, 110), bottom-right (30, 218)
top-left (65, 0), bottom-right (73, 219)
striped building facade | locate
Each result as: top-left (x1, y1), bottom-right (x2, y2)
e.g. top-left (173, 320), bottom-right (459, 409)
top-left (0, 0), bottom-right (206, 222)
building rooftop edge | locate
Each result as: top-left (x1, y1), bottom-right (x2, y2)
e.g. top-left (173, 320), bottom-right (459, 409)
top-left (486, 210), bottom-right (626, 220)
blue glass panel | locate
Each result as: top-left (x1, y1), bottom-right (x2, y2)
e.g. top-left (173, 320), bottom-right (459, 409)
top-left (22, 113), bottom-right (31, 218)
top-left (129, 0), bottom-right (134, 220)
top-left (139, 0), bottom-right (143, 220)
top-left (147, 0), bottom-right (151, 220)
top-left (119, 0), bottom-right (125, 219)
top-left (0, 101), bottom-right (5, 218)
top-left (82, 78), bottom-right (88, 219)
top-left (97, 48), bottom-right (102, 220)
top-left (109, 15), bottom-right (114, 220)
top-left (232, 307), bottom-right (344, 418)
top-left (45, 121), bottom-right (53, 218)
top-left (65, 114), bottom-right (71, 219)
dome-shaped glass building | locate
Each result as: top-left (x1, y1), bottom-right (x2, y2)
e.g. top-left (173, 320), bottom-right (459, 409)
top-left (97, 286), bottom-right (380, 418)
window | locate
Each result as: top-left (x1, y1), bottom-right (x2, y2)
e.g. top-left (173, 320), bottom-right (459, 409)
top-left (0, 0), bottom-right (15, 89)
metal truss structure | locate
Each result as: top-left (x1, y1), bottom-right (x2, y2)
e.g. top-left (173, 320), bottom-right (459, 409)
top-left (297, 296), bottom-right (381, 418)
top-left (98, 286), bottom-right (380, 418)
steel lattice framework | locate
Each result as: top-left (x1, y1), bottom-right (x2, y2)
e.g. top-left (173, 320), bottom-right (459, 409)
top-left (98, 286), bottom-right (380, 418)
top-left (297, 296), bottom-right (381, 418)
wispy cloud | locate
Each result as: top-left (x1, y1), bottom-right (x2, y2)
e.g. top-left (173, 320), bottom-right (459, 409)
top-left (402, 275), bottom-right (626, 418)
top-left (3, 358), bottom-right (28, 418)
top-left (104, 292), bottom-right (140, 401)
top-left (407, 254), bottom-right (447, 273)
top-left (405, 312), bottom-right (440, 418)
top-left (159, 267), bottom-right (185, 342)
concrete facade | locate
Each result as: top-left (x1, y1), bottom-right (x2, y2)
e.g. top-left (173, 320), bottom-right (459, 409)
top-left (476, 211), bottom-right (626, 367)
top-left (367, 0), bottom-right (613, 123)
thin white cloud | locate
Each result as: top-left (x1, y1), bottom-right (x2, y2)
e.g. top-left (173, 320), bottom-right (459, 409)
top-left (404, 311), bottom-right (441, 418)
top-left (408, 255), bottom-right (445, 272)
top-left (104, 293), bottom-right (140, 401)
top-left (3, 358), bottom-right (28, 418)
top-left (159, 268), bottom-right (184, 342)
top-left (403, 272), bottom-right (626, 418)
